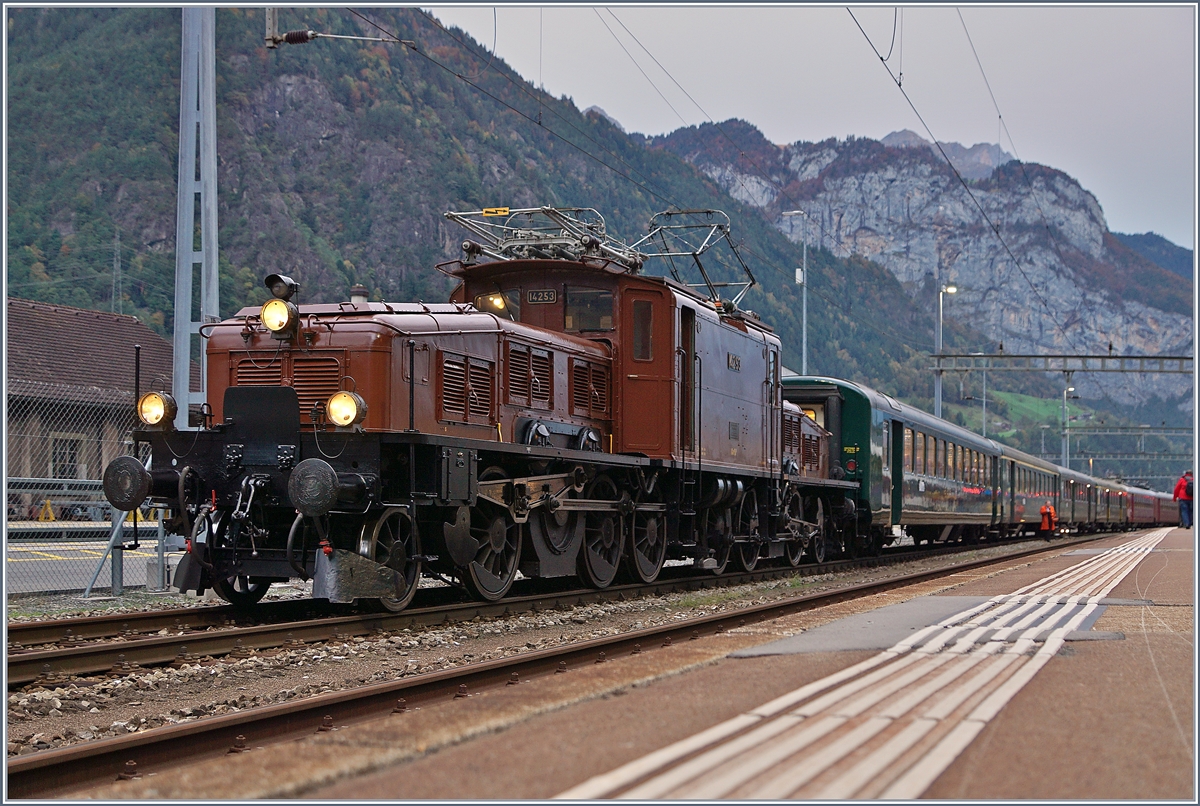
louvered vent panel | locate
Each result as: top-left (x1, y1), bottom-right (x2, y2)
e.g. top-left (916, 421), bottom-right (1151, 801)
top-left (802, 434), bottom-right (820, 470)
top-left (590, 365), bottom-right (609, 414)
top-left (508, 345), bottom-right (530, 401)
top-left (571, 362), bottom-right (587, 412)
top-left (235, 358), bottom-right (283, 387)
top-left (530, 350), bottom-right (551, 404)
top-left (468, 362), bottom-right (492, 418)
top-left (442, 355), bottom-right (467, 420)
top-left (292, 356), bottom-right (342, 418)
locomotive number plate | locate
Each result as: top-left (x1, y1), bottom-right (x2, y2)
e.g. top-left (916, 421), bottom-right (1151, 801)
top-left (527, 289), bottom-right (557, 304)
top-left (727, 352), bottom-right (741, 372)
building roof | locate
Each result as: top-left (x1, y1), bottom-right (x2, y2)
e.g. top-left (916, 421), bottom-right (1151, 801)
top-left (6, 298), bottom-right (197, 407)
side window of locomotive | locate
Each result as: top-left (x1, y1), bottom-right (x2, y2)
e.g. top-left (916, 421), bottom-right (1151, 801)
top-left (915, 433), bottom-right (925, 475)
top-left (632, 300), bottom-right (653, 360)
top-left (474, 289), bottom-right (521, 321)
top-left (904, 428), bottom-right (914, 471)
top-left (936, 440), bottom-right (946, 478)
top-left (564, 287), bottom-right (613, 331)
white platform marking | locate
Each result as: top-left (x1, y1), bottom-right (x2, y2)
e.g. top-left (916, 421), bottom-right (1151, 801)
top-left (555, 529), bottom-right (1170, 799)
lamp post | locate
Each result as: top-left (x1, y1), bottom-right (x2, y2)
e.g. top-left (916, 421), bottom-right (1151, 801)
top-left (935, 284), bottom-right (957, 418)
top-left (782, 210), bottom-right (810, 374)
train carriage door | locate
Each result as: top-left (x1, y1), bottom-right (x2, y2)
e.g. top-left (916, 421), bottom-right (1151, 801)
top-left (619, 288), bottom-right (672, 455)
top-left (890, 420), bottom-right (904, 525)
top-left (679, 307), bottom-right (696, 455)
top-left (766, 347), bottom-right (780, 473)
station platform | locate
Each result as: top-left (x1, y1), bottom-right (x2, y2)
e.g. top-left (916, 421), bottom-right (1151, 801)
top-left (307, 528), bottom-right (1193, 800)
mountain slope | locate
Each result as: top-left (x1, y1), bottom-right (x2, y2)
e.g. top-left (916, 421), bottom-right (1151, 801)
top-left (1113, 231), bottom-right (1194, 280)
top-left (652, 121), bottom-right (1193, 407)
top-left (7, 6), bottom-right (1013, 407)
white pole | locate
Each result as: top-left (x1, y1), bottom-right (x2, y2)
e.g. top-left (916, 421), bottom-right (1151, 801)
top-left (982, 368), bottom-right (987, 438)
top-left (802, 241), bottom-right (808, 375)
top-left (935, 290), bottom-right (943, 418)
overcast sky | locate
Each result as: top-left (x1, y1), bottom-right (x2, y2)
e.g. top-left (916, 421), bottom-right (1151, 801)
top-left (426, 5), bottom-right (1197, 250)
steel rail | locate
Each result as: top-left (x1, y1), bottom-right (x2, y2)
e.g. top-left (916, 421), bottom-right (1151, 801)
top-left (8, 540), bottom-right (1019, 684)
top-left (6, 530), bottom-right (1120, 798)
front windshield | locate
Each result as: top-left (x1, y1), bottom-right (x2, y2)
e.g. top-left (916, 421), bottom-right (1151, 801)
top-left (564, 287), bottom-right (613, 331)
top-left (473, 289), bottom-right (521, 321)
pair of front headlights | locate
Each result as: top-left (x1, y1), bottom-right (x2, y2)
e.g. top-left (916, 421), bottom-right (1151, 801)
top-left (136, 390), bottom-right (367, 428)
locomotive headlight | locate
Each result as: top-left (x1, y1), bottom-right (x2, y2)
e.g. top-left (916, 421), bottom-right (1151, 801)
top-left (137, 392), bottom-right (177, 428)
top-left (261, 298), bottom-right (298, 337)
top-left (326, 391), bottom-right (367, 428)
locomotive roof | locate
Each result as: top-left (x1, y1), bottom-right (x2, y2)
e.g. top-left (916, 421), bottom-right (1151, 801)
top-left (219, 300), bottom-right (611, 355)
top-left (446, 257), bottom-right (776, 335)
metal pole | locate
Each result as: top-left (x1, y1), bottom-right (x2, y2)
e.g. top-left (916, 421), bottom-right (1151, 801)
top-left (801, 241), bottom-right (808, 375)
top-left (935, 290), bottom-right (943, 418)
top-left (157, 513), bottom-right (167, 590)
top-left (982, 368), bottom-right (987, 438)
top-left (172, 7), bottom-right (220, 430)
top-left (111, 542), bottom-right (124, 596)
top-left (1061, 389), bottom-right (1068, 467)
top-left (82, 516), bottom-right (125, 598)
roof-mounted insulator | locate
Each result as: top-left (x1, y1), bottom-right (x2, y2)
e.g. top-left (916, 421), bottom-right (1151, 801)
top-left (284, 30), bottom-right (316, 45)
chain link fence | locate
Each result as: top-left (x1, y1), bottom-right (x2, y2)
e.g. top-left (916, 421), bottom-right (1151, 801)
top-left (5, 384), bottom-right (175, 600)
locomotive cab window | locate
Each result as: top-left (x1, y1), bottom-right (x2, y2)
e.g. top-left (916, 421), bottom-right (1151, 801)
top-left (564, 287), bottom-right (613, 331)
top-left (632, 299), bottom-right (653, 360)
top-left (474, 289), bottom-right (521, 321)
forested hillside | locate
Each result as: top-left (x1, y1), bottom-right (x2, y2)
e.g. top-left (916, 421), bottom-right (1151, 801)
top-left (7, 6), bottom-right (997, 406)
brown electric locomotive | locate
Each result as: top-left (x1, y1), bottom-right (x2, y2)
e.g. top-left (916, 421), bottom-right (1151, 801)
top-left (102, 208), bottom-right (853, 610)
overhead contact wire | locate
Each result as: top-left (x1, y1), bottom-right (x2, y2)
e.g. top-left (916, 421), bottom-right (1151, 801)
top-left (847, 7), bottom-right (1068, 344)
top-left (956, 7), bottom-right (1089, 355)
top-left (347, 8), bottom-right (934, 356)
top-left (386, 8), bottom-right (686, 211)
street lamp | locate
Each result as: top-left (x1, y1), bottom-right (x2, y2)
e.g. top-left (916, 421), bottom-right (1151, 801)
top-left (1061, 386), bottom-right (1080, 467)
top-left (782, 210), bottom-right (810, 374)
top-left (935, 283), bottom-right (957, 418)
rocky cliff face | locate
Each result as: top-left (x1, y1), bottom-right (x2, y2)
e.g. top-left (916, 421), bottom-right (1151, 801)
top-left (654, 123), bottom-right (1193, 407)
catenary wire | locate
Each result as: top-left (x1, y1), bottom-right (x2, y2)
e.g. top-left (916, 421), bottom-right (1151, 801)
top-left (593, 8), bottom-right (689, 129)
top-left (847, 7), bottom-right (1070, 346)
top-left (604, 8), bottom-right (845, 252)
top-left (399, 8), bottom-right (685, 210)
top-left (956, 7), bottom-right (1090, 355)
top-left (345, 8), bottom-right (937, 355)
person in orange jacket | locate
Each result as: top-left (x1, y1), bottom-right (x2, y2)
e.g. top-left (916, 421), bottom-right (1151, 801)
top-left (1039, 500), bottom-right (1058, 541)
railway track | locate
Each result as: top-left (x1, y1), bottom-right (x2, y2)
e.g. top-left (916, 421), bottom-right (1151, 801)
top-left (10, 538), bottom-right (1050, 686)
top-left (6, 532), bottom-right (1113, 798)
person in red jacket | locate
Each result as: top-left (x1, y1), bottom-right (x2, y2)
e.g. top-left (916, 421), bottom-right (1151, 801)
top-left (1039, 500), bottom-right (1058, 541)
top-left (1172, 470), bottom-right (1193, 528)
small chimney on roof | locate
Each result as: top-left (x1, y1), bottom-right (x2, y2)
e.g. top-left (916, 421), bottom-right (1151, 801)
top-left (350, 284), bottom-right (369, 305)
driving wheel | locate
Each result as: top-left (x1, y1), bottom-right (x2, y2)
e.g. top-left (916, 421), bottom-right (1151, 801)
top-left (734, 488), bottom-right (761, 572)
top-left (578, 475), bottom-right (622, 588)
top-left (359, 507), bottom-right (421, 612)
top-left (809, 498), bottom-right (827, 564)
top-left (784, 491), bottom-right (805, 567)
top-left (211, 573), bottom-right (270, 608)
top-left (626, 504), bottom-right (666, 584)
top-left (462, 467), bottom-right (522, 601)
top-left (700, 507), bottom-right (732, 575)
